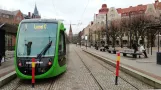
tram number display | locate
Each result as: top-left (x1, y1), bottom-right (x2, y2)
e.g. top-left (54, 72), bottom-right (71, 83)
top-left (34, 24), bottom-right (47, 30)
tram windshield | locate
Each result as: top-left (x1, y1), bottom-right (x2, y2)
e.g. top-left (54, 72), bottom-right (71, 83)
top-left (17, 22), bottom-right (57, 57)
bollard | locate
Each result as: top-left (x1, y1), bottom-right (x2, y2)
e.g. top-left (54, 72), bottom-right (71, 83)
top-left (32, 58), bottom-right (36, 88)
top-left (115, 52), bottom-right (120, 85)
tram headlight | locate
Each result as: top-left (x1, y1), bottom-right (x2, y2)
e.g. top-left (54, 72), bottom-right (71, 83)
top-left (48, 58), bottom-right (52, 66)
top-left (48, 62), bottom-right (52, 66)
top-left (18, 62), bottom-right (22, 67)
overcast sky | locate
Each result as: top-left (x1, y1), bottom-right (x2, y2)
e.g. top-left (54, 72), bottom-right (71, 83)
top-left (0, 0), bottom-right (156, 34)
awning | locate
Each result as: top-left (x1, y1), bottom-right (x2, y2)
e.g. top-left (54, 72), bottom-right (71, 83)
top-left (0, 23), bottom-right (18, 34)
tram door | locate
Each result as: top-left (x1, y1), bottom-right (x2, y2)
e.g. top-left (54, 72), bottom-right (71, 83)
top-left (58, 30), bottom-right (66, 66)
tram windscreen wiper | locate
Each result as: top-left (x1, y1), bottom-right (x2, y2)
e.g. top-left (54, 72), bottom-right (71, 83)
top-left (25, 41), bottom-right (32, 56)
top-left (37, 41), bottom-right (52, 59)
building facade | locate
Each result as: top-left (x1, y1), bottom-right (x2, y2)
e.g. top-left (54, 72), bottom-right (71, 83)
top-left (84, 0), bottom-right (161, 47)
top-left (0, 9), bottom-right (24, 50)
top-left (0, 4), bottom-right (41, 50)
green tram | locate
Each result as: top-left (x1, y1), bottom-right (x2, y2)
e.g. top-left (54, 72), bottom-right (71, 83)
top-left (14, 19), bottom-right (67, 79)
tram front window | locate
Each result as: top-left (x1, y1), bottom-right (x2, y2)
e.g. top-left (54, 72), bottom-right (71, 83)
top-left (17, 23), bottom-right (57, 57)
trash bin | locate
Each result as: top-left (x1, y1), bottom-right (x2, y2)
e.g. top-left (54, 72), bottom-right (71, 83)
top-left (157, 52), bottom-right (161, 65)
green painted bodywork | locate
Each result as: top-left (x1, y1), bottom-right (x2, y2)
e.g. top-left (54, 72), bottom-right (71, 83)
top-left (14, 20), bottom-right (66, 79)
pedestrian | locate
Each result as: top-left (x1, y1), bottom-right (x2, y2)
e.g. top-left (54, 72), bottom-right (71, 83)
top-left (139, 44), bottom-right (148, 58)
top-left (132, 42), bottom-right (138, 53)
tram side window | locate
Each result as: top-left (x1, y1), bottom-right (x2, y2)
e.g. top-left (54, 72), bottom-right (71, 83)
top-left (59, 31), bottom-right (65, 55)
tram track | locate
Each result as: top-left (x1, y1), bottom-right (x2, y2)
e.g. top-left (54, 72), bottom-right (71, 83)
top-left (0, 45), bottom-right (153, 90)
top-left (74, 47), bottom-right (152, 90)
top-left (83, 50), bottom-right (139, 90)
top-left (11, 79), bottom-right (23, 90)
top-left (13, 79), bottom-right (55, 90)
top-left (74, 49), bottom-right (104, 90)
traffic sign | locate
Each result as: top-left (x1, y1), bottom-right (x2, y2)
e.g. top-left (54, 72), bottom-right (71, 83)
top-left (85, 36), bottom-right (88, 40)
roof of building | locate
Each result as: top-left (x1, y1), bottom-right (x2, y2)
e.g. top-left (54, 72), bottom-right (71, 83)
top-left (98, 0), bottom-right (161, 16)
top-left (98, 4), bottom-right (109, 14)
top-left (0, 9), bottom-right (14, 15)
top-left (12, 10), bottom-right (20, 15)
top-left (0, 9), bottom-right (20, 16)
top-left (0, 23), bottom-right (18, 34)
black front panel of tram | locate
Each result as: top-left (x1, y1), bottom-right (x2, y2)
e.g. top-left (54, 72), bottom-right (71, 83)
top-left (58, 55), bottom-right (66, 67)
top-left (17, 57), bottom-right (53, 75)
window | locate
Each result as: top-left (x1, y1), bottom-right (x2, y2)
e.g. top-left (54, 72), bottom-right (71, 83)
top-left (125, 32), bottom-right (128, 36)
top-left (17, 17), bottom-right (20, 20)
top-left (101, 16), bottom-right (104, 19)
top-left (148, 8), bottom-right (152, 12)
top-left (59, 30), bottom-right (66, 55)
top-left (110, 14), bottom-right (115, 17)
top-left (3, 15), bottom-right (5, 17)
top-left (101, 21), bottom-right (104, 24)
top-left (6, 15), bottom-right (9, 18)
top-left (17, 23), bottom-right (58, 57)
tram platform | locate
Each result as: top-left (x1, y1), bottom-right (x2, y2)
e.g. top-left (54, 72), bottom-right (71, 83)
top-left (81, 46), bottom-right (161, 81)
top-left (0, 51), bottom-right (14, 78)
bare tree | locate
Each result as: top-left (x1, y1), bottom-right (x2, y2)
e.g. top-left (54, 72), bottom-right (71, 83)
top-left (117, 19), bottom-right (128, 48)
top-left (109, 20), bottom-right (119, 49)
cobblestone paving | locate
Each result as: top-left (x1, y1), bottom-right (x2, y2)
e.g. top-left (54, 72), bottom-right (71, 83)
top-left (0, 45), bottom-right (153, 90)
top-left (84, 49), bottom-right (154, 90)
top-left (0, 51), bottom-right (14, 78)
top-left (1, 45), bottom-right (99, 90)
top-left (75, 46), bottom-right (153, 90)
top-left (50, 46), bottom-right (99, 90)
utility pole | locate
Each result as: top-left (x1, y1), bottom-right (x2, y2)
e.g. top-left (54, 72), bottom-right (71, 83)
top-left (106, 13), bottom-right (108, 45)
top-left (158, 30), bottom-right (160, 52)
top-left (129, 11), bottom-right (132, 49)
top-left (89, 28), bottom-right (90, 47)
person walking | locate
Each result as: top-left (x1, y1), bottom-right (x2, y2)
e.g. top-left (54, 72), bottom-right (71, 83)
top-left (132, 42), bottom-right (138, 53)
top-left (139, 44), bottom-right (148, 58)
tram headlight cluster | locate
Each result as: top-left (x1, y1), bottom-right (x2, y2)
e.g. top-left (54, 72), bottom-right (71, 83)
top-left (18, 60), bottom-right (22, 67)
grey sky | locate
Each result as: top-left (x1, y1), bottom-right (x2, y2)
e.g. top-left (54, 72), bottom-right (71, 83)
top-left (0, 0), bottom-right (155, 34)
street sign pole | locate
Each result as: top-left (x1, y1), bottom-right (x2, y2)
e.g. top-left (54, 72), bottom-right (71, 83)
top-left (85, 35), bottom-right (88, 49)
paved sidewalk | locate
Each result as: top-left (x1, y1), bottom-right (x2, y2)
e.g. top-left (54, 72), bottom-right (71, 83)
top-left (80, 46), bottom-right (161, 80)
top-left (0, 51), bottom-right (14, 78)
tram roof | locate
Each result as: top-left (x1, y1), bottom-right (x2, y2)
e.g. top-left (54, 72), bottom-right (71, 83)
top-left (21, 19), bottom-right (61, 23)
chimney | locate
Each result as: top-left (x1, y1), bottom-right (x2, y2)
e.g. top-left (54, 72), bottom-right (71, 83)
top-left (138, 4), bottom-right (142, 6)
top-left (155, 0), bottom-right (159, 3)
top-left (28, 12), bottom-right (31, 17)
top-left (129, 6), bottom-right (132, 8)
